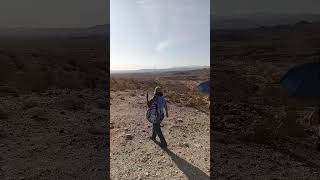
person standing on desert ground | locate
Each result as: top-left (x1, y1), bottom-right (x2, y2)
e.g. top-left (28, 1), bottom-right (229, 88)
top-left (146, 87), bottom-right (169, 148)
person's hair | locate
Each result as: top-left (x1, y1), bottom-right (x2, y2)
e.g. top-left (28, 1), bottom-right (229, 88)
top-left (155, 92), bottom-right (163, 96)
top-left (154, 86), bottom-right (163, 96)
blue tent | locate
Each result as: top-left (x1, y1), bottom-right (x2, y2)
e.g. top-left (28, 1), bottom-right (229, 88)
top-left (280, 62), bottom-right (320, 98)
top-left (197, 80), bottom-right (210, 95)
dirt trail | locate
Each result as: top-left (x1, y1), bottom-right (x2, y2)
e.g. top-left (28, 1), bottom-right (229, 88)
top-left (110, 90), bottom-right (210, 180)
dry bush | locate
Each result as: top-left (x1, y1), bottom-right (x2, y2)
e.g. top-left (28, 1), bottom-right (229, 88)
top-left (0, 106), bottom-right (8, 119)
top-left (154, 80), bottom-right (209, 110)
top-left (26, 107), bottom-right (46, 118)
top-left (110, 78), bottom-right (145, 91)
top-left (22, 100), bottom-right (39, 110)
top-left (185, 91), bottom-right (208, 108)
top-left (111, 73), bottom-right (209, 110)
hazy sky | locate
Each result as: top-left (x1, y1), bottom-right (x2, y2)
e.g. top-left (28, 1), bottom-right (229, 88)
top-left (111, 0), bottom-right (210, 70)
top-left (213, 0), bottom-right (320, 16)
top-left (0, 0), bottom-right (109, 28)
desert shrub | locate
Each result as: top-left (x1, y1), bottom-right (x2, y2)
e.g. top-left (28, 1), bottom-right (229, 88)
top-left (22, 100), bottom-right (39, 110)
top-left (0, 106), bottom-right (8, 119)
top-left (111, 75), bottom-right (210, 110)
top-left (26, 107), bottom-right (46, 118)
top-left (185, 93), bottom-right (208, 108)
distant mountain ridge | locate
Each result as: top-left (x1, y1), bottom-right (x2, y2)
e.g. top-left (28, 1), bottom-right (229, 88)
top-left (0, 24), bottom-right (109, 38)
top-left (111, 66), bottom-right (209, 74)
top-left (213, 20), bottom-right (320, 43)
top-left (212, 13), bottom-right (320, 30)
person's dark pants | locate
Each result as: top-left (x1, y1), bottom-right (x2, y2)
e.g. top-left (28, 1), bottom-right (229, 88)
top-left (151, 123), bottom-right (167, 146)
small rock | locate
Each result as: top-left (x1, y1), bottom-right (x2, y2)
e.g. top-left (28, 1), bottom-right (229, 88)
top-left (145, 172), bottom-right (149, 176)
top-left (194, 144), bottom-right (201, 148)
top-left (141, 157), bottom-right (148, 163)
top-left (125, 134), bottom-right (133, 140)
top-left (179, 142), bottom-right (189, 148)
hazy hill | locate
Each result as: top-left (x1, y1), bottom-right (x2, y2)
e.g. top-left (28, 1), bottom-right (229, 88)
top-left (213, 21), bottom-right (320, 45)
top-left (212, 13), bottom-right (320, 30)
top-left (0, 24), bottom-right (109, 48)
top-left (110, 66), bottom-right (209, 74)
top-left (0, 24), bottom-right (109, 38)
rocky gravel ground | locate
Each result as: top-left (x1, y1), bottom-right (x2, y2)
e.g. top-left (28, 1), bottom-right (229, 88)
top-left (110, 90), bottom-right (210, 180)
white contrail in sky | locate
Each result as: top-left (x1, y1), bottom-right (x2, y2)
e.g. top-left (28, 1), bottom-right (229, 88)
top-left (155, 39), bottom-right (170, 53)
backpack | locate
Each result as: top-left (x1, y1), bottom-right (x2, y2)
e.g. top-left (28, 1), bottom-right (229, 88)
top-left (146, 97), bottom-right (164, 124)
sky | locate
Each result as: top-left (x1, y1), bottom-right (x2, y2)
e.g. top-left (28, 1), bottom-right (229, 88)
top-left (213, 0), bottom-right (320, 17)
top-left (0, 0), bottom-right (108, 28)
top-left (110, 0), bottom-right (210, 70)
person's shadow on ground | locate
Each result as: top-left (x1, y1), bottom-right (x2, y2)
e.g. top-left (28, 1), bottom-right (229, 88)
top-left (153, 141), bottom-right (210, 180)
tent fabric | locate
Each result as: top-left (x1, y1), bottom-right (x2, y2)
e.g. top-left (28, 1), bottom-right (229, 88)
top-left (197, 80), bottom-right (210, 94)
top-left (280, 62), bottom-right (320, 97)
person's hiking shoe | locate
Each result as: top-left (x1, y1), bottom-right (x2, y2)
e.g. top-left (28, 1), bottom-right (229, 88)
top-left (150, 137), bottom-right (156, 141)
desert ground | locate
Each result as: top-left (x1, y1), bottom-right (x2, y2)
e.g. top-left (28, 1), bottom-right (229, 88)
top-left (110, 69), bottom-right (210, 179)
top-left (0, 37), bottom-right (109, 179)
top-left (212, 21), bottom-right (320, 179)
